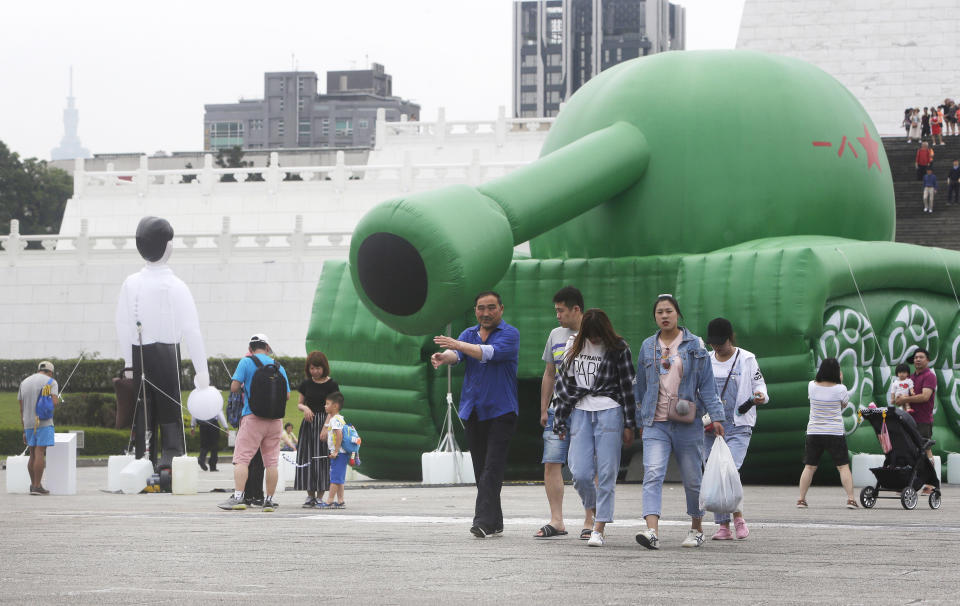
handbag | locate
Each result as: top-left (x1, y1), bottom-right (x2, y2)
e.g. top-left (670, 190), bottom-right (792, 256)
top-left (878, 416), bottom-right (892, 453)
top-left (35, 378), bottom-right (55, 421)
top-left (667, 398), bottom-right (697, 424)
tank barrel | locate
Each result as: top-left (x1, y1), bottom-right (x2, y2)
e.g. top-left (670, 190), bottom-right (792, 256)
top-left (349, 121), bottom-right (650, 334)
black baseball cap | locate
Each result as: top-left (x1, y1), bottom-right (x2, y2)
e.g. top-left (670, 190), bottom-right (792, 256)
top-left (706, 317), bottom-right (734, 346)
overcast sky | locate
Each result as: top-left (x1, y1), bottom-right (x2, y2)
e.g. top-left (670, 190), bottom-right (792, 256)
top-left (0, 0), bottom-right (745, 161)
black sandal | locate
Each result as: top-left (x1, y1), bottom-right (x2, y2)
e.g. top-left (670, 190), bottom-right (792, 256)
top-left (534, 524), bottom-right (568, 538)
top-left (580, 528), bottom-right (593, 540)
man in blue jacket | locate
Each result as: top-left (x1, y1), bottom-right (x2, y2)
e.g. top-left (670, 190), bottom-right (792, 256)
top-left (432, 291), bottom-right (519, 538)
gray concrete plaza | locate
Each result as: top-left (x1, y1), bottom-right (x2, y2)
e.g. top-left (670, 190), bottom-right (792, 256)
top-left (1, 464), bottom-right (958, 605)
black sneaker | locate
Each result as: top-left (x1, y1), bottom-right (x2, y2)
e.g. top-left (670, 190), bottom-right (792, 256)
top-left (244, 497), bottom-right (264, 508)
top-left (470, 525), bottom-right (490, 538)
top-left (29, 486), bottom-right (41, 495)
top-left (262, 498), bottom-right (278, 513)
top-left (302, 497), bottom-right (316, 509)
top-left (198, 459), bottom-right (208, 471)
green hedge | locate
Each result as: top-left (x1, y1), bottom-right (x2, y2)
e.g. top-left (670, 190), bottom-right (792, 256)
top-left (0, 424), bottom-right (229, 456)
top-left (1, 357), bottom-right (308, 393)
top-left (56, 393), bottom-right (117, 427)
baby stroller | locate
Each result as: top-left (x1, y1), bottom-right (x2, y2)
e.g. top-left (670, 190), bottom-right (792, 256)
top-left (858, 406), bottom-right (941, 510)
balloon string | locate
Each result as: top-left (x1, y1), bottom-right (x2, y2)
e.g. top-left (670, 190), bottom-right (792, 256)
top-left (835, 247), bottom-right (890, 368)
top-left (140, 377), bottom-right (338, 470)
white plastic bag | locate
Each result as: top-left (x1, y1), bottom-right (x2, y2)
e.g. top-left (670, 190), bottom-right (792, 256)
top-left (700, 438), bottom-right (743, 514)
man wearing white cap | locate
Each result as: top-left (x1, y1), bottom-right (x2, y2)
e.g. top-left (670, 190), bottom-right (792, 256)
top-left (18, 361), bottom-right (60, 495)
top-left (219, 334), bottom-right (290, 512)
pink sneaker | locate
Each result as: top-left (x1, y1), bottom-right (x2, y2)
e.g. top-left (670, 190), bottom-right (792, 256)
top-left (711, 526), bottom-right (733, 540)
top-left (734, 517), bottom-right (750, 539)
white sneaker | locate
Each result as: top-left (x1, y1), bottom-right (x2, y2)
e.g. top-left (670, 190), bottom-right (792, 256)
top-left (681, 529), bottom-right (705, 548)
top-left (587, 531), bottom-right (605, 547)
top-left (635, 528), bottom-right (659, 550)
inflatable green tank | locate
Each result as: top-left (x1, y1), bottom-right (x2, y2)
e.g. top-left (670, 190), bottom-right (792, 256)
top-left (309, 51), bottom-right (960, 481)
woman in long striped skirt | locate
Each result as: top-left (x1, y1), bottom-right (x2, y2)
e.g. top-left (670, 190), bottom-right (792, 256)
top-left (294, 351), bottom-right (340, 508)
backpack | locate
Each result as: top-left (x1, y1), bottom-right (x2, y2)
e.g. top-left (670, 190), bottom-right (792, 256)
top-left (247, 355), bottom-right (288, 419)
top-left (341, 423), bottom-right (362, 453)
top-left (36, 378), bottom-right (55, 421)
top-left (226, 390), bottom-right (244, 428)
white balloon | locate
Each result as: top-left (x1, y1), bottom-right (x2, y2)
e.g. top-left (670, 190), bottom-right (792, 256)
top-left (187, 386), bottom-right (223, 421)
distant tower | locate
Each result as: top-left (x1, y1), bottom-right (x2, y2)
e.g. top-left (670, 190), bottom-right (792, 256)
top-left (51, 67), bottom-right (91, 160)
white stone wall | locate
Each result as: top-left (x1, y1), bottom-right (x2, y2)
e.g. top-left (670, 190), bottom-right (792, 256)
top-left (3, 110), bottom-right (553, 361)
top-left (737, 0), bottom-right (960, 135)
top-left (1, 246), bottom-right (341, 361)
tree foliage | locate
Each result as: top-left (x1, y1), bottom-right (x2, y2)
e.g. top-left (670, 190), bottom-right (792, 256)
top-left (0, 140), bottom-right (73, 236)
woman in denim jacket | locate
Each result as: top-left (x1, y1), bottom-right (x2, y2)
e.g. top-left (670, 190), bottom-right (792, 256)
top-left (633, 295), bottom-right (726, 550)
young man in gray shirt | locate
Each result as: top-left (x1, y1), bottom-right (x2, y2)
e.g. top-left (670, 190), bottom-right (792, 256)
top-left (18, 361), bottom-right (60, 495)
top-left (534, 286), bottom-right (593, 539)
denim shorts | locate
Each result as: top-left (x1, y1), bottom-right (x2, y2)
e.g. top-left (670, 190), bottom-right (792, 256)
top-left (541, 408), bottom-right (571, 464)
top-left (25, 425), bottom-right (55, 447)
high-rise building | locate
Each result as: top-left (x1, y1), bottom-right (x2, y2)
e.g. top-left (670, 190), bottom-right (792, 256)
top-left (513, 0), bottom-right (685, 118)
top-left (203, 63), bottom-right (419, 151)
top-left (51, 67), bottom-right (91, 161)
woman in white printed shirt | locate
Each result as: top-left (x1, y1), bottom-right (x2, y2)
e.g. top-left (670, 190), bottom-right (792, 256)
top-left (797, 357), bottom-right (857, 509)
top-left (552, 309), bottom-right (636, 547)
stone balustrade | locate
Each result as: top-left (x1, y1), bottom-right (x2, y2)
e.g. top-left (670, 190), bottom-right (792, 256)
top-left (0, 217), bottom-right (351, 266)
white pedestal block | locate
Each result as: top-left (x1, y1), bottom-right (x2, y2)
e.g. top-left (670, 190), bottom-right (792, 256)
top-left (5, 455), bottom-right (31, 494)
top-left (948, 453), bottom-right (960, 484)
top-left (278, 451), bottom-right (297, 485)
top-left (46, 433), bottom-right (77, 495)
top-left (107, 455), bottom-right (135, 492)
top-left (172, 455), bottom-right (199, 495)
top-left (421, 451), bottom-right (475, 484)
top-left (852, 454), bottom-right (885, 487)
top-left (932, 456), bottom-right (942, 482)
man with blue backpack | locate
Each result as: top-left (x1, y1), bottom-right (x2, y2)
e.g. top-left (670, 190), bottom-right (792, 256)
top-left (18, 361), bottom-right (60, 495)
top-left (219, 334), bottom-right (290, 513)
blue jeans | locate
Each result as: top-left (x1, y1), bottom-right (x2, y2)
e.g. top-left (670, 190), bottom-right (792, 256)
top-left (567, 407), bottom-right (624, 524)
top-left (541, 408), bottom-right (571, 464)
top-left (642, 420), bottom-right (705, 519)
top-left (704, 423), bottom-right (753, 523)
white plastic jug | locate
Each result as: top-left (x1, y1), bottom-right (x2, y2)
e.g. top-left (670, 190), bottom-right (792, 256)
top-left (5, 455), bottom-right (31, 494)
top-left (107, 455), bottom-right (135, 492)
top-left (118, 459), bottom-right (154, 494)
top-left (851, 454), bottom-right (885, 487)
top-left (171, 455), bottom-right (199, 495)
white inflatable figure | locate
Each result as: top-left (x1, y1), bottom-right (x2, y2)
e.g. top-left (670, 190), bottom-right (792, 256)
top-left (116, 217), bottom-right (210, 472)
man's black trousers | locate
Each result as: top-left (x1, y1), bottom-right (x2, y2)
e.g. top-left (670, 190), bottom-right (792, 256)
top-left (464, 411), bottom-right (517, 532)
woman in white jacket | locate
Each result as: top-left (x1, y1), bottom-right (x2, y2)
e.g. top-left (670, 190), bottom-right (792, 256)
top-left (703, 318), bottom-right (769, 540)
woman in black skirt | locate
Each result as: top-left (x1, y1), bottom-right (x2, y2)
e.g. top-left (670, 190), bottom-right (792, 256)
top-left (294, 351), bottom-right (340, 507)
